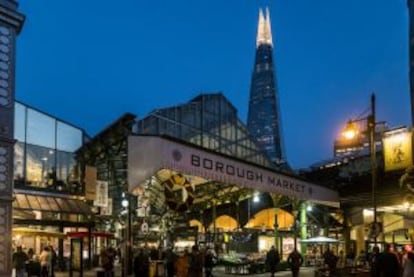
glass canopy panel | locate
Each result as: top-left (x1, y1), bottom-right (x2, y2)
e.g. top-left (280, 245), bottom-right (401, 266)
top-left (15, 194), bottom-right (29, 209)
top-left (67, 199), bottom-right (82, 213)
top-left (55, 198), bottom-right (70, 212)
top-left (46, 197), bottom-right (60, 211)
top-left (26, 195), bottom-right (45, 210)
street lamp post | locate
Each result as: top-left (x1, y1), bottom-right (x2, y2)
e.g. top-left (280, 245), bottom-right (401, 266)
top-left (121, 195), bottom-right (132, 277)
top-left (342, 93), bottom-right (378, 245)
top-left (368, 94), bottom-right (378, 246)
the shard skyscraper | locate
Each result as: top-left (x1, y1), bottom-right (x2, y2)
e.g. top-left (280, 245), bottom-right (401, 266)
top-left (247, 8), bottom-right (287, 168)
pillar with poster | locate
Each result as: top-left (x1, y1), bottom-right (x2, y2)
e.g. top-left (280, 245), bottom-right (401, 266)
top-left (70, 238), bottom-right (84, 277)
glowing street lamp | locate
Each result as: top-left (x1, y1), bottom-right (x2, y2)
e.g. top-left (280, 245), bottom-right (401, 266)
top-left (341, 93), bottom-right (379, 245)
top-left (253, 192), bottom-right (260, 203)
top-left (342, 121), bottom-right (358, 140)
top-left (121, 198), bottom-right (129, 208)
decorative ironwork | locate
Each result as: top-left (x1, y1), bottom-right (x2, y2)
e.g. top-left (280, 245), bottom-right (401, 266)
top-left (163, 173), bottom-right (194, 212)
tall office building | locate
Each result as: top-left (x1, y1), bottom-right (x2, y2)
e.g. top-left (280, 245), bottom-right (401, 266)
top-left (247, 8), bottom-right (286, 167)
top-left (409, 0), bottom-right (414, 126)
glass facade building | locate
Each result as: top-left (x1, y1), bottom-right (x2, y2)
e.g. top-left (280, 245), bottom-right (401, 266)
top-left (247, 8), bottom-right (286, 167)
top-left (13, 101), bottom-right (85, 194)
top-left (12, 101), bottom-right (93, 266)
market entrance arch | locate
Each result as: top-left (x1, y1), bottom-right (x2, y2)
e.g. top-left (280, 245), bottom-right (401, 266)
top-left (128, 135), bottom-right (339, 207)
top-left (127, 135), bottom-right (340, 257)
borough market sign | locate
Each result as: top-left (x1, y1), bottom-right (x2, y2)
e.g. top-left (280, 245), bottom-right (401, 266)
top-left (128, 135), bottom-right (339, 207)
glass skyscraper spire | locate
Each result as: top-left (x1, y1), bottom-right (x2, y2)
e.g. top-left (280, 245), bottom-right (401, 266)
top-left (247, 7), bottom-right (286, 167)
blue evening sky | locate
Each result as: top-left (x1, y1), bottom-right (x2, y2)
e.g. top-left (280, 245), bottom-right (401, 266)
top-left (16, 0), bottom-right (411, 169)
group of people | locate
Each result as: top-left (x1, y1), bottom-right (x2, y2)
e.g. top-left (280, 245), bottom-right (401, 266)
top-left (99, 242), bottom-right (414, 277)
top-left (370, 244), bottom-right (414, 277)
top-left (12, 245), bottom-right (57, 277)
top-left (129, 245), bottom-right (216, 277)
top-left (316, 243), bottom-right (414, 277)
top-left (266, 246), bottom-right (304, 277)
top-left (100, 247), bottom-right (118, 275)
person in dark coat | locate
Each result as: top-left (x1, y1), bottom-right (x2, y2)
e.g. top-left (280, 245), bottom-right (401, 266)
top-left (287, 248), bottom-right (303, 277)
top-left (369, 246), bottom-right (380, 277)
top-left (101, 247), bottom-right (115, 277)
top-left (150, 247), bottom-right (159, 261)
top-left (133, 248), bottom-right (149, 277)
top-left (188, 245), bottom-right (203, 277)
top-left (204, 247), bottom-right (216, 277)
top-left (323, 249), bottom-right (338, 276)
top-left (50, 246), bottom-right (57, 277)
top-left (12, 246), bottom-right (28, 277)
top-left (164, 247), bottom-right (177, 277)
top-left (266, 246), bottom-right (280, 277)
top-left (377, 244), bottom-right (401, 277)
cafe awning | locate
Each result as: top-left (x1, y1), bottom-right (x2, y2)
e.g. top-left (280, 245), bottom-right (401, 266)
top-left (66, 231), bottom-right (115, 238)
top-left (12, 227), bottom-right (67, 239)
top-left (301, 236), bottom-right (339, 243)
top-left (13, 192), bottom-right (93, 215)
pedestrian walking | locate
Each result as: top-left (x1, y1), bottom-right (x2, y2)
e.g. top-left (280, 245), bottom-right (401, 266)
top-left (369, 246), bottom-right (380, 277)
top-left (39, 246), bottom-right (52, 277)
top-left (133, 248), bottom-right (149, 277)
top-left (12, 246), bottom-right (28, 277)
top-left (377, 243), bottom-right (401, 277)
top-left (164, 247), bottom-right (177, 277)
top-left (402, 250), bottom-right (414, 277)
top-left (323, 249), bottom-right (338, 276)
top-left (188, 245), bottom-right (203, 277)
top-left (101, 247), bottom-right (115, 277)
top-left (176, 248), bottom-right (190, 277)
top-left (204, 247), bottom-right (216, 277)
top-left (50, 246), bottom-right (57, 277)
top-left (266, 246), bottom-right (280, 277)
top-left (287, 248), bottom-right (303, 277)
top-left (346, 249), bottom-right (356, 268)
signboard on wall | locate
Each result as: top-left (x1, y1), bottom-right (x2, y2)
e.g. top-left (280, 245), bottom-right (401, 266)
top-left (383, 128), bottom-right (413, 172)
top-left (84, 166), bottom-right (97, 201)
top-left (128, 135), bottom-right (339, 207)
top-left (101, 198), bottom-right (113, 216)
top-left (94, 180), bottom-right (108, 207)
top-left (136, 194), bottom-right (150, 217)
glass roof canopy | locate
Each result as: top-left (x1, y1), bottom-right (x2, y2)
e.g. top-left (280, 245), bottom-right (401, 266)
top-left (137, 93), bottom-right (273, 169)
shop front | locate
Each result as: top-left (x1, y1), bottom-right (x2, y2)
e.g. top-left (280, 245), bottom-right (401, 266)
top-left (12, 190), bottom-right (94, 270)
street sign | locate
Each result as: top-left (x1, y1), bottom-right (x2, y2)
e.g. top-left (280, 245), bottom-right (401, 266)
top-left (141, 222), bottom-right (149, 234)
top-left (369, 222), bottom-right (382, 238)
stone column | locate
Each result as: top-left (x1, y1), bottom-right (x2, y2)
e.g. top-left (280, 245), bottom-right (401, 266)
top-left (342, 210), bottom-right (352, 257)
top-left (0, 1), bottom-right (24, 276)
top-left (300, 202), bottom-right (308, 256)
top-left (212, 201), bottom-right (217, 244)
top-left (273, 208), bottom-right (279, 251)
top-left (355, 225), bottom-right (365, 255)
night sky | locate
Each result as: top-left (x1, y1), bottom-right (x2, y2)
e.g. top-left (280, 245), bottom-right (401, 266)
top-left (16, 0), bottom-right (411, 169)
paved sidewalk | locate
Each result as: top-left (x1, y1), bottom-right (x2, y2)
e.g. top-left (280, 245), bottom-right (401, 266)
top-left (55, 265), bottom-right (316, 277)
